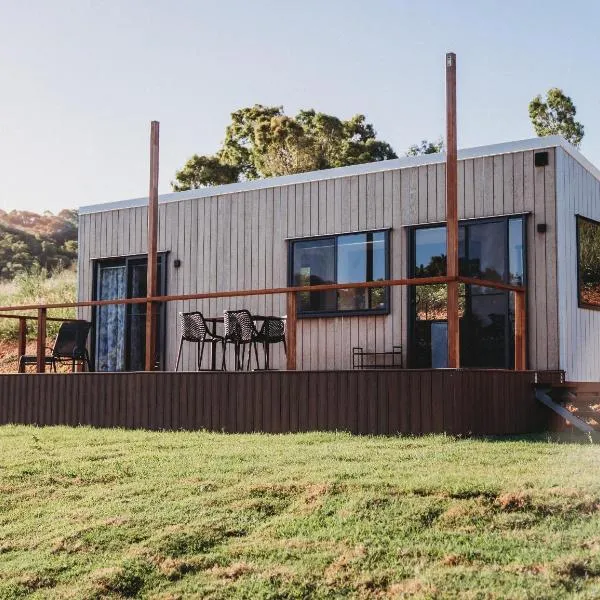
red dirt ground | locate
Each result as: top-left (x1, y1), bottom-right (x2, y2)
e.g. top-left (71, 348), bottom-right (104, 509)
top-left (0, 340), bottom-right (72, 373)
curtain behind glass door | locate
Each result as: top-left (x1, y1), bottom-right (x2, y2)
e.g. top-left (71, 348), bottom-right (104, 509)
top-left (96, 265), bottom-right (126, 371)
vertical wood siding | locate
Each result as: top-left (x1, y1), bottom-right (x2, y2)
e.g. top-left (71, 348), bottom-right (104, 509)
top-left (0, 370), bottom-right (554, 435)
top-left (556, 148), bottom-right (600, 380)
top-left (78, 150), bottom-right (558, 371)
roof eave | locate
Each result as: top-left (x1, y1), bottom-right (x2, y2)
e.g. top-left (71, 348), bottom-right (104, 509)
top-left (78, 135), bottom-right (596, 215)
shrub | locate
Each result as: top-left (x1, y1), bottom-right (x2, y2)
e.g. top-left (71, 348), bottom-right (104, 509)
top-left (0, 267), bottom-right (77, 343)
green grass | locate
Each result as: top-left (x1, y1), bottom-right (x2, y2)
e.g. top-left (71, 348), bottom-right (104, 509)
top-left (0, 427), bottom-right (599, 599)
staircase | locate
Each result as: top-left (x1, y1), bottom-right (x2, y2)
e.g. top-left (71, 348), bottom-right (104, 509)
top-left (544, 383), bottom-right (600, 433)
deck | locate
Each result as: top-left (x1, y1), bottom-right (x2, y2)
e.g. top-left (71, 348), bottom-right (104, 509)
top-left (0, 369), bottom-right (564, 435)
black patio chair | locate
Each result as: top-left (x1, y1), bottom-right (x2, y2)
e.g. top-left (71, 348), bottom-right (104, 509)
top-left (224, 309), bottom-right (261, 371)
top-left (19, 320), bottom-right (93, 372)
top-left (257, 316), bottom-right (287, 370)
top-left (175, 311), bottom-right (225, 371)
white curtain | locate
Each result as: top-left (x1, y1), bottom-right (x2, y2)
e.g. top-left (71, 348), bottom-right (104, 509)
top-left (96, 266), bottom-right (126, 371)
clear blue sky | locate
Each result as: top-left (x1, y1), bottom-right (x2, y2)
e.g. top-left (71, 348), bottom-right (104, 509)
top-left (1, 0), bottom-right (599, 213)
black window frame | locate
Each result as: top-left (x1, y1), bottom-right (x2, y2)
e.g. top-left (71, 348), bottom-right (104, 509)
top-left (407, 214), bottom-right (528, 369)
top-left (575, 214), bottom-right (600, 311)
top-left (287, 229), bottom-right (391, 318)
top-left (91, 252), bottom-right (168, 371)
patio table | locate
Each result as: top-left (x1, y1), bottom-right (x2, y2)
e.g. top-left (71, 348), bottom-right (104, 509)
top-left (204, 315), bottom-right (286, 371)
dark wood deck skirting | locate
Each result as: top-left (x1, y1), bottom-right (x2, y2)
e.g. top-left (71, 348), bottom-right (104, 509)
top-left (0, 370), bottom-right (562, 435)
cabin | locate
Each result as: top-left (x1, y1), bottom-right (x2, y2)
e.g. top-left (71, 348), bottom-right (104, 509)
top-left (76, 135), bottom-right (600, 382)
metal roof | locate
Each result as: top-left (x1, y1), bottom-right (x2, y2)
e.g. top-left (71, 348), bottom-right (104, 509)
top-left (79, 135), bottom-right (599, 215)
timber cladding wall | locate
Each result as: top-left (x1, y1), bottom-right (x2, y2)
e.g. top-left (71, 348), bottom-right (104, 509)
top-left (556, 149), bottom-right (600, 380)
top-left (0, 370), bottom-right (553, 435)
top-left (78, 147), bottom-right (559, 372)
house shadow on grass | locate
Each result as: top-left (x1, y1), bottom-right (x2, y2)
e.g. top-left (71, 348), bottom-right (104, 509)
top-left (466, 431), bottom-right (598, 445)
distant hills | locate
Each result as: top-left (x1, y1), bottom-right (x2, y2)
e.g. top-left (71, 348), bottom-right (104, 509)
top-left (0, 209), bottom-right (78, 280)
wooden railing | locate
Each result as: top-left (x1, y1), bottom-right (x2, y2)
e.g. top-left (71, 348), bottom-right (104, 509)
top-left (0, 275), bottom-right (526, 373)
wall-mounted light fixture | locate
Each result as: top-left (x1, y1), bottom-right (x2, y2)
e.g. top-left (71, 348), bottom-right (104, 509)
top-left (534, 151), bottom-right (549, 167)
top-left (537, 223), bottom-right (547, 234)
top-left (173, 259), bottom-right (182, 269)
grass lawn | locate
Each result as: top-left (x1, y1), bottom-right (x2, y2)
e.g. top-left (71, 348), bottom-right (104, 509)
top-left (0, 427), bottom-right (598, 599)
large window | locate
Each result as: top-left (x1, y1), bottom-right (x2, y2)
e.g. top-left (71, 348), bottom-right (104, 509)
top-left (289, 230), bottom-right (389, 316)
top-left (576, 215), bottom-right (600, 309)
top-left (410, 216), bottom-right (525, 369)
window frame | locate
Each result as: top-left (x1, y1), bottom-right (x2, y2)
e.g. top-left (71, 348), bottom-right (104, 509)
top-left (287, 228), bottom-right (391, 318)
top-left (576, 214), bottom-right (600, 311)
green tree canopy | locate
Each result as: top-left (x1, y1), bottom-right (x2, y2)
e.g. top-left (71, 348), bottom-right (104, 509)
top-left (0, 210), bottom-right (78, 281)
top-left (172, 105), bottom-right (397, 191)
top-left (172, 155), bottom-right (241, 191)
top-left (406, 138), bottom-right (444, 156)
top-left (528, 88), bottom-right (584, 147)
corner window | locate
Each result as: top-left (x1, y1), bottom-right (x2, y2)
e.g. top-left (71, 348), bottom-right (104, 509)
top-left (577, 215), bottom-right (600, 309)
top-left (410, 215), bottom-right (526, 369)
top-left (290, 230), bottom-right (389, 316)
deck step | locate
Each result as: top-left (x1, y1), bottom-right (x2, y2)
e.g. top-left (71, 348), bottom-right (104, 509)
top-left (548, 382), bottom-right (600, 432)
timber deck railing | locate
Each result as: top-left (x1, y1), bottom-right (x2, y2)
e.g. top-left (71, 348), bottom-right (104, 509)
top-left (0, 275), bottom-right (527, 373)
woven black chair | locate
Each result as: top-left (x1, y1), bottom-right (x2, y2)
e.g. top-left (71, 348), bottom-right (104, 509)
top-left (257, 316), bottom-right (287, 370)
top-left (175, 311), bottom-right (225, 371)
top-left (224, 309), bottom-right (261, 371)
top-left (19, 320), bottom-right (93, 372)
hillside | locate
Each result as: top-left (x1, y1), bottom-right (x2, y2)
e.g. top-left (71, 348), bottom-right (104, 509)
top-left (0, 209), bottom-right (78, 280)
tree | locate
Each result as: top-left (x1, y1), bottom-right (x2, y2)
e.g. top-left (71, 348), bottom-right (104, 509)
top-left (0, 211), bottom-right (78, 281)
top-left (172, 105), bottom-right (397, 190)
top-left (406, 138), bottom-right (444, 156)
top-left (528, 88), bottom-right (584, 147)
top-left (172, 155), bottom-right (241, 191)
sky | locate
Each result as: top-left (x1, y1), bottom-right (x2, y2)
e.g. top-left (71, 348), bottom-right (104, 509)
top-left (1, 0), bottom-right (599, 214)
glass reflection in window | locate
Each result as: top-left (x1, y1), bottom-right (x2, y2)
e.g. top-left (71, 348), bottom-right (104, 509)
top-left (508, 218), bottom-right (524, 286)
top-left (414, 227), bottom-right (446, 276)
top-left (411, 215), bottom-right (526, 369)
top-left (292, 238), bottom-right (336, 313)
top-left (291, 230), bottom-right (389, 316)
top-left (577, 216), bottom-right (600, 308)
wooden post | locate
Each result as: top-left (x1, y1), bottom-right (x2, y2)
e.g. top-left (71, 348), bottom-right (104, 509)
top-left (286, 291), bottom-right (297, 370)
top-left (145, 121), bottom-right (160, 371)
top-left (514, 290), bottom-right (526, 370)
top-left (18, 317), bottom-right (27, 373)
top-left (36, 308), bottom-right (46, 373)
top-left (446, 52), bottom-right (460, 368)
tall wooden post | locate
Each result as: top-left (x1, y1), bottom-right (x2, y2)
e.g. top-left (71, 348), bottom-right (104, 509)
top-left (36, 308), bottom-right (47, 373)
top-left (446, 52), bottom-right (460, 368)
top-left (286, 291), bottom-right (297, 370)
top-left (514, 290), bottom-right (527, 370)
top-left (145, 121), bottom-right (160, 371)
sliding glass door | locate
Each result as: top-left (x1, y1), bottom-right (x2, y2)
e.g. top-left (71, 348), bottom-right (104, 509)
top-left (410, 216), bottom-right (525, 369)
top-left (94, 255), bottom-right (166, 371)
top-left (128, 260), bottom-right (150, 372)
